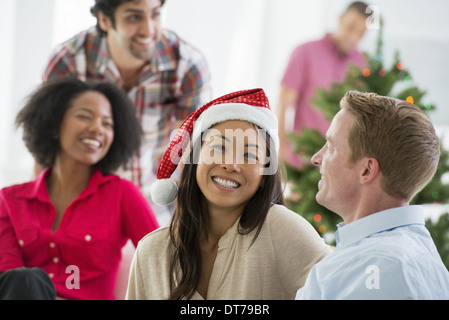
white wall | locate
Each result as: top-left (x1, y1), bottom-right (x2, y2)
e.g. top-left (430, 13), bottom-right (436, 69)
top-left (1, 0), bottom-right (448, 188)
top-left (0, 0), bottom-right (55, 187)
top-left (0, 0), bottom-right (96, 188)
top-left (163, 0), bottom-right (328, 106)
top-left (0, 0), bottom-right (16, 172)
top-left (52, 0), bottom-right (97, 47)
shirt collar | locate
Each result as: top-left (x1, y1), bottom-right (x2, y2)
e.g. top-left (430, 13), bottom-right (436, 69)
top-left (25, 168), bottom-right (116, 202)
top-left (27, 168), bottom-right (52, 202)
top-left (152, 30), bottom-right (179, 72)
top-left (94, 29), bottom-right (177, 79)
top-left (335, 205), bottom-right (425, 248)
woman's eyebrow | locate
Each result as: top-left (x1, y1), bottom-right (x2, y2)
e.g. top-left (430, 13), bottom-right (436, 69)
top-left (76, 107), bottom-right (113, 119)
top-left (209, 134), bottom-right (261, 148)
top-left (212, 134), bottom-right (230, 143)
top-left (245, 143), bottom-right (260, 149)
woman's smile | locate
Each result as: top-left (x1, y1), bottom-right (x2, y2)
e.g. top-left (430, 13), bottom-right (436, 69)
top-left (80, 137), bottom-right (103, 150)
top-left (212, 175), bottom-right (241, 191)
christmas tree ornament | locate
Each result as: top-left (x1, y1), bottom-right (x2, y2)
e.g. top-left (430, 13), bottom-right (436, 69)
top-left (362, 68), bottom-right (371, 77)
top-left (406, 96), bottom-right (414, 104)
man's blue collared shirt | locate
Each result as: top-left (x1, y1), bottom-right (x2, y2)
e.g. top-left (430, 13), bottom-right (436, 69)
top-left (296, 205), bottom-right (449, 299)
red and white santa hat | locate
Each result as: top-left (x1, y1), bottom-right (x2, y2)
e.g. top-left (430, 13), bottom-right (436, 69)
top-left (150, 88), bottom-right (279, 205)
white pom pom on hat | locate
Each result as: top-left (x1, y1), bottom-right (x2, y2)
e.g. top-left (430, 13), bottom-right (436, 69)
top-left (150, 178), bottom-right (178, 206)
top-left (150, 88), bottom-right (279, 206)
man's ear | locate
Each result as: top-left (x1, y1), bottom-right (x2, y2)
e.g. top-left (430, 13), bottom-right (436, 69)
top-left (97, 11), bottom-right (113, 33)
top-left (360, 157), bottom-right (380, 184)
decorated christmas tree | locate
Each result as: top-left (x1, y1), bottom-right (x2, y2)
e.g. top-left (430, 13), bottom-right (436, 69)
top-left (285, 18), bottom-right (449, 260)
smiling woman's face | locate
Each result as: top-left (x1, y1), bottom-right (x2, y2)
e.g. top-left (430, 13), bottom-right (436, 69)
top-left (57, 91), bottom-right (115, 167)
top-left (195, 120), bottom-right (267, 214)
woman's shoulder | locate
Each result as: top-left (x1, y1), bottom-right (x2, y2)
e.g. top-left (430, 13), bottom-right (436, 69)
top-left (132, 226), bottom-right (174, 274)
top-left (0, 176), bottom-right (45, 201)
top-left (265, 204), bottom-right (332, 258)
top-left (265, 204), bottom-right (320, 236)
top-left (137, 226), bottom-right (172, 252)
top-left (266, 204), bottom-right (306, 224)
top-left (0, 182), bottom-right (33, 200)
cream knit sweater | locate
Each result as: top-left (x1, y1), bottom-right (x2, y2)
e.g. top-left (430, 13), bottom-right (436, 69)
top-left (126, 204), bottom-right (332, 300)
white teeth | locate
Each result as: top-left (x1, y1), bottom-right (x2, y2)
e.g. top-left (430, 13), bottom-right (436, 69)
top-left (213, 177), bottom-right (239, 189)
top-left (82, 139), bottom-right (101, 148)
top-left (136, 38), bottom-right (152, 44)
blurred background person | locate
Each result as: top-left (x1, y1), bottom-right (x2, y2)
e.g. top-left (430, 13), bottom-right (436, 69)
top-left (277, 1), bottom-right (368, 170)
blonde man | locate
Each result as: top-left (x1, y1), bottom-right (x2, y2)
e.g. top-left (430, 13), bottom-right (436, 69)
top-left (296, 91), bottom-right (449, 299)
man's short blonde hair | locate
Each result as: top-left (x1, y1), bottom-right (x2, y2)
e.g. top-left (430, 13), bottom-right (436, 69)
top-left (340, 91), bottom-right (440, 201)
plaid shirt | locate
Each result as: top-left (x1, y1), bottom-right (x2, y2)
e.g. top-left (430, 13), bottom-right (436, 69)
top-left (43, 26), bottom-right (211, 223)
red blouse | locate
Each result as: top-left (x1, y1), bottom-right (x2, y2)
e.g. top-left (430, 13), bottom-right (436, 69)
top-left (0, 169), bottom-right (159, 299)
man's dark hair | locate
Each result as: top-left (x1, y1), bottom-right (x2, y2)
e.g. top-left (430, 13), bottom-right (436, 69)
top-left (16, 78), bottom-right (142, 174)
top-left (91, 0), bottom-right (166, 36)
top-left (345, 1), bottom-right (370, 17)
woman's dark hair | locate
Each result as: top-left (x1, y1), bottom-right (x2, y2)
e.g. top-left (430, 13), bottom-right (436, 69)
top-left (16, 78), bottom-right (142, 174)
top-left (168, 129), bottom-right (285, 300)
top-left (91, 0), bottom-right (166, 37)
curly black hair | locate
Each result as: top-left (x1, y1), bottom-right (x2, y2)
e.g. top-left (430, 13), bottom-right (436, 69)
top-left (16, 78), bottom-right (142, 174)
top-left (91, 0), bottom-right (166, 37)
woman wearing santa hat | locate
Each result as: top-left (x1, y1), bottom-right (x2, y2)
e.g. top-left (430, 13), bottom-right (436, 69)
top-left (126, 88), bottom-right (332, 300)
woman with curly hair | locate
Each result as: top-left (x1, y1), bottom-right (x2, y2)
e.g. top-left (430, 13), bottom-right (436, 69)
top-left (0, 78), bottom-right (159, 299)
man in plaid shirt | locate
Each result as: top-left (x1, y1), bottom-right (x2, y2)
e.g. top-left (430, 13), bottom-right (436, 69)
top-left (42, 0), bottom-right (211, 224)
